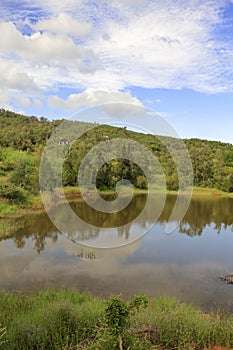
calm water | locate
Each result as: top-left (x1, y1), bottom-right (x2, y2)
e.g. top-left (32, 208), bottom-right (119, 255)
top-left (0, 194), bottom-right (233, 311)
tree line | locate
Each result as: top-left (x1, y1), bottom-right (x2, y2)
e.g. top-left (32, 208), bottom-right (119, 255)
top-left (0, 109), bottom-right (232, 204)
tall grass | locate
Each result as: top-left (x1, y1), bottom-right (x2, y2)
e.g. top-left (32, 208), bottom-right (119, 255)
top-left (1, 290), bottom-right (233, 349)
top-left (0, 200), bottom-right (18, 216)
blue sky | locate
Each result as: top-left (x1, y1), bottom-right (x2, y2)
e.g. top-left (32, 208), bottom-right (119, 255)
top-left (0, 0), bottom-right (233, 143)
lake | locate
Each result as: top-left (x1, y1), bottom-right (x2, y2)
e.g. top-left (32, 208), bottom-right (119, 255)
top-left (0, 193), bottom-right (233, 311)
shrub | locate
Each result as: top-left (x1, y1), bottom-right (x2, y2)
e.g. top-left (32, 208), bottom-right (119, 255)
top-left (104, 295), bottom-right (148, 350)
top-left (0, 182), bottom-right (26, 203)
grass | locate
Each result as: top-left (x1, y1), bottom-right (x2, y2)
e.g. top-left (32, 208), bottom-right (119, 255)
top-left (189, 187), bottom-right (233, 198)
top-left (62, 186), bottom-right (233, 198)
top-left (0, 289), bottom-right (102, 350)
top-left (1, 290), bottom-right (233, 349)
top-left (0, 200), bottom-right (18, 216)
top-left (0, 185), bottom-right (232, 220)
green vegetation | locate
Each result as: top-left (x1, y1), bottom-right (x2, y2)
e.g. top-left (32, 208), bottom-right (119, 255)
top-left (104, 295), bottom-right (148, 350)
top-left (0, 109), bottom-right (233, 213)
top-left (0, 325), bottom-right (6, 347)
top-left (1, 290), bottom-right (233, 349)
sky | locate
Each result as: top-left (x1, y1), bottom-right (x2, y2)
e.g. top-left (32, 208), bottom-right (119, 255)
top-left (0, 0), bottom-right (233, 143)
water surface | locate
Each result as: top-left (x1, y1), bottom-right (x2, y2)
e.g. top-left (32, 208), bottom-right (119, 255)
top-left (0, 194), bottom-right (233, 311)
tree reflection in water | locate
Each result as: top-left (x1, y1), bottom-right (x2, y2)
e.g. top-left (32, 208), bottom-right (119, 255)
top-left (0, 194), bottom-right (232, 253)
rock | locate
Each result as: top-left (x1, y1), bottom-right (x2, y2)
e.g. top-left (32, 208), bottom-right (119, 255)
top-left (219, 274), bottom-right (233, 284)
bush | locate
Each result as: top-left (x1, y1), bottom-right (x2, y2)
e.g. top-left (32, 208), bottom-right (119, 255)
top-left (104, 295), bottom-right (148, 350)
top-left (0, 182), bottom-right (26, 203)
top-left (136, 176), bottom-right (148, 189)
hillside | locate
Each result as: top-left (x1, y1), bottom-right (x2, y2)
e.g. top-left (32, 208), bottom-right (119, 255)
top-left (0, 109), bottom-right (232, 208)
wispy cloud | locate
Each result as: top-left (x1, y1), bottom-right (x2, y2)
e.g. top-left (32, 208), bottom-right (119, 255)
top-left (87, 1), bottom-right (228, 93)
top-left (0, 0), bottom-right (233, 112)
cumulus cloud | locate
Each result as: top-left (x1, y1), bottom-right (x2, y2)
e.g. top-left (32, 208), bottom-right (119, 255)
top-left (24, 32), bottom-right (98, 70)
top-left (0, 21), bottom-right (98, 71)
top-left (34, 13), bottom-right (92, 38)
top-left (0, 18), bottom-right (100, 109)
top-left (48, 88), bottom-right (145, 113)
top-left (14, 95), bottom-right (31, 107)
top-left (0, 60), bottom-right (38, 91)
top-left (0, 0), bottom-right (233, 108)
top-left (0, 22), bottom-right (25, 54)
top-left (0, 89), bottom-right (12, 110)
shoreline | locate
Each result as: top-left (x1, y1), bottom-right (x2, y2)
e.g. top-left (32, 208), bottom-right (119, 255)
top-left (0, 186), bottom-right (232, 219)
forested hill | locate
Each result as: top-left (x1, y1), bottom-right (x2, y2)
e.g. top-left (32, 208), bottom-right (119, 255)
top-left (0, 109), bottom-right (61, 151)
top-left (0, 109), bottom-right (232, 205)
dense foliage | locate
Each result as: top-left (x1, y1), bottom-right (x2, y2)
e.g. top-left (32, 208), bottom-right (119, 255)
top-left (0, 109), bottom-right (60, 151)
top-left (0, 109), bottom-right (233, 206)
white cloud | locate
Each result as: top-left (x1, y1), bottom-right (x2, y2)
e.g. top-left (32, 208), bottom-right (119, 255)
top-left (0, 21), bottom-right (99, 73)
top-left (143, 99), bottom-right (153, 105)
top-left (0, 89), bottom-right (12, 110)
top-left (18, 0), bottom-right (85, 14)
top-left (23, 31), bottom-right (97, 69)
top-left (0, 0), bottom-right (233, 101)
top-left (0, 19), bottom-right (100, 107)
top-left (0, 21), bottom-right (25, 54)
top-left (0, 60), bottom-right (38, 91)
top-left (119, 0), bottom-right (147, 6)
top-left (154, 111), bottom-right (167, 118)
top-left (14, 95), bottom-right (31, 108)
top-left (34, 98), bottom-right (43, 107)
top-left (34, 13), bottom-right (92, 38)
top-left (48, 88), bottom-right (145, 114)
top-left (86, 1), bottom-right (226, 92)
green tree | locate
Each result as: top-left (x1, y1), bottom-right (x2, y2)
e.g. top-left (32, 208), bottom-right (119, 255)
top-left (10, 158), bottom-right (38, 194)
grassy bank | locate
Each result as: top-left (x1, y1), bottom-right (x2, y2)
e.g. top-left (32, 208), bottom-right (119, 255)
top-left (0, 289), bottom-right (233, 350)
top-left (65, 186), bottom-right (233, 197)
top-left (188, 187), bottom-right (233, 198)
top-left (0, 186), bottom-right (232, 219)
top-left (0, 194), bottom-right (43, 217)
